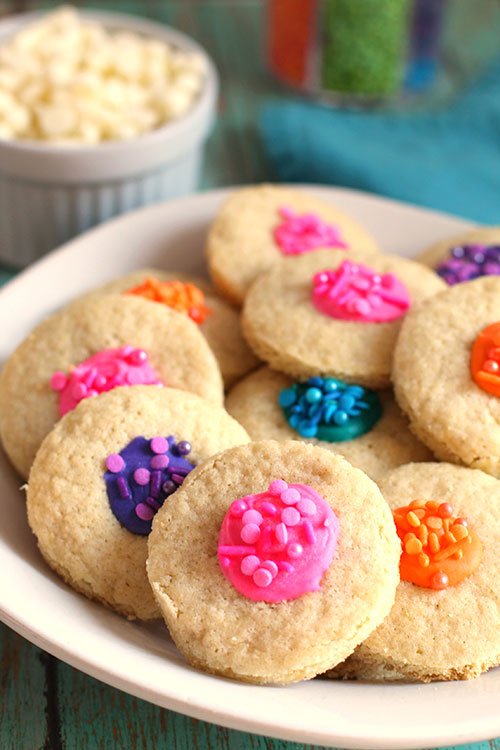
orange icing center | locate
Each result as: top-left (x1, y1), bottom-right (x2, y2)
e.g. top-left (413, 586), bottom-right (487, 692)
top-left (393, 500), bottom-right (483, 590)
top-left (125, 278), bottom-right (211, 324)
top-left (470, 322), bottom-right (500, 397)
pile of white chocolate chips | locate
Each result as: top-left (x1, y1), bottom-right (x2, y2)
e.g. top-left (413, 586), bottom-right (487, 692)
top-left (0, 6), bottom-right (206, 144)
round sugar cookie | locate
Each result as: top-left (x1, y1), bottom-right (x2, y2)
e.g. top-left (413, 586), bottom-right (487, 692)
top-left (242, 249), bottom-right (445, 389)
top-left (417, 227), bottom-right (500, 285)
top-left (206, 184), bottom-right (380, 306)
top-left (147, 439), bottom-right (400, 684)
top-left (332, 463), bottom-right (500, 682)
top-left (392, 275), bottom-right (500, 476)
top-left (26, 386), bottom-right (250, 620)
top-left (0, 294), bottom-right (223, 479)
top-left (87, 269), bottom-right (260, 389)
top-left (225, 367), bottom-right (433, 481)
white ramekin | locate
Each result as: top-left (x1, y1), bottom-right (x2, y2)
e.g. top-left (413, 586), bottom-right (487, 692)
top-left (0, 10), bottom-right (218, 267)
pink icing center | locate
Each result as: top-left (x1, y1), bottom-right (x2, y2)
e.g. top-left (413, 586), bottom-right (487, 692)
top-left (312, 260), bottom-right (410, 323)
top-left (50, 346), bottom-right (163, 416)
top-left (273, 206), bottom-right (348, 256)
top-left (217, 480), bottom-right (339, 603)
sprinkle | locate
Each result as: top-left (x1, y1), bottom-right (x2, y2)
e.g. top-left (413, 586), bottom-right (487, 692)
top-left (241, 523), bottom-right (260, 544)
top-left (269, 479), bottom-right (288, 496)
top-left (240, 555), bottom-right (260, 576)
top-left (133, 468), bottom-right (150, 486)
top-left (116, 476), bottom-right (130, 499)
top-left (406, 511), bottom-right (421, 528)
top-left (282, 507), bottom-right (300, 527)
top-left (145, 496), bottom-right (161, 511)
top-left (242, 509), bottom-right (263, 526)
top-left (150, 454), bottom-right (169, 470)
top-left (281, 488), bottom-right (301, 505)
top-left (260, 501), bottom-right (277, 516)
top-left (171, 474), bottom-right (185, 485)
top-left (150, 436), bottom-right (169, 454)
top-left (230, 500), bottom-right (248, 517)
top-left (176, 440), bottom-right (192, 456)
top-left (302, 519), bottom-right (316, 544)
top-left (275, 522), bottom-right (288, 545)
top-left (261, 560), bottom-right (279, 578)
top-left (298, 498), bottom-right (317, 516)
top-left (135, 503), bottom-right (154, 521)
top-left (287, 542), bottom-right (303, 558)
top-left (253, 568), bottom-right (273, 588)
top-left (106, 453), bottom-right (125, 473)
top-left (50, 371), bottom-right (67, 391)
top-left (150, 470), bottom-right (162, 498)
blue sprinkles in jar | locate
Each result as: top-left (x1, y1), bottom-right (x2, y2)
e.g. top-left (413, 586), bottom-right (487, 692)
top-left (279, 376), bottom-right (382, 442)
top-left (436, 245), bottom-right (500, 285)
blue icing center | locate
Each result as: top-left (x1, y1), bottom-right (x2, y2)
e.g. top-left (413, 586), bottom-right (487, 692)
top-left (279, 377), bottom-right (382, 442)
top-left (104, 435), bottom-right (195, 535)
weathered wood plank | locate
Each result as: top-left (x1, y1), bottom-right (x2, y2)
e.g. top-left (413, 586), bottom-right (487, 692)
top-left (0, 622), bottom-right (47, 749)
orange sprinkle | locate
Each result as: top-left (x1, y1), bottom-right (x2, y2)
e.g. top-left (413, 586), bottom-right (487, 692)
top-left (405, 537), bottom-right (422, 555)
top-left (470, 322), bottom-right (500, 397)
top-left (429, 533), bottom-right (440, 555)
top-left (426, 516), bottom-right (442, 530)
top-left (124, 278), bottom-right (212, 325)
top-left (418, 524), bottom-right (428, 546)
top-left (418, 552), bottom-right (430, 568)
top-left (406, 511), bottom-right (421, 528)
top-left (453, 524), bottom-right (469, 541)
top-left (392, 499), bottom-right (483, 590)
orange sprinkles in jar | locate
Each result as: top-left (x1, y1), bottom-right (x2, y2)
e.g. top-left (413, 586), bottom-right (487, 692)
top-left (125, 278), bottom-right (211, 324)
top-left (393, 500), bottom-right (483, 590)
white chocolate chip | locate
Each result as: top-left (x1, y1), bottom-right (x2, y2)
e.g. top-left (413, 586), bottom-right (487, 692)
top-left (0, 6), bottom-right (206, 144)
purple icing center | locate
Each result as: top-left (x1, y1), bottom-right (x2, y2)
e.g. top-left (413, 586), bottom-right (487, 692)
top-left (436, 244), bottom-right (500, 285)
top-left (104, 435), bottom-right (195, 535)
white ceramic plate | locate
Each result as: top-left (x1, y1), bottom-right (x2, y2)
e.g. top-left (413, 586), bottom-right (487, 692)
top-left (0, 187), bottom-right (498, 750)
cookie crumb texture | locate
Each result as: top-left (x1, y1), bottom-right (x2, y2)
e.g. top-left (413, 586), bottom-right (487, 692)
top-left (392, 276), bottom-right (500, 476)
top-left (225, 367), bottom-right (432, 481)
top-left (26, 386), bottom-right (249, 621)
top-left (242, 249), bottom-right (445, 388)
top-left (147, 440), bottom-right (400, 684)
top-left (335, 463), bottom-right (500, 682)
top-left (206, 184), bottom-right (380, 306)
top-left (0, 293), bottom-right (224, 478)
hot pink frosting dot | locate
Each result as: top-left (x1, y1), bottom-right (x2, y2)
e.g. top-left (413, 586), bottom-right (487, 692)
top-left (274, 206), bottom-right (348, 256)
top-left (50, 346), bottom-right (163, 417)
top-left (312, 260), bottom-right (410, 324)
top-left (218, 482), bottom-right (339, 603)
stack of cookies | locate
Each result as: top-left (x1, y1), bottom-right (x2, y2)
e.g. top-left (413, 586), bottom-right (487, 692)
top-left (1, 184), bottom-right (499, 686)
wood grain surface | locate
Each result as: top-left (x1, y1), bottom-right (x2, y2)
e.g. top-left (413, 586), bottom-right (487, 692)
top-left (0, 2), bottom-right (499, 749)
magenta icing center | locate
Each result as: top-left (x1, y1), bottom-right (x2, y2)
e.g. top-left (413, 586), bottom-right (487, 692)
top-left (50, 346), bottom-right (163, 416)
top-left (217, 480), bottom-right (339, 603)
top-left (273, 206), bottom-right (348, 256)
top-left (312, 260), bottom-right (410, 323)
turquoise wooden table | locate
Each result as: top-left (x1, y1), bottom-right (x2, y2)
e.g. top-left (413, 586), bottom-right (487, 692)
top-left (0, 2), bottom-right (499, 749)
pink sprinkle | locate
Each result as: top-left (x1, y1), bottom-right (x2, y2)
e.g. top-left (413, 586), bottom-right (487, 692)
top-left (242, 509), bottom-right (263, 526)
top-left (303, 519), bottom-right (316, 544)
top-left (312, 260), bottom-right (410, 324)
top-left (275, 522), bottom-right (288, 545)
top-left (278, 561), bottom-right (294, 573)
top-left (241, 523), bottom-right (260, 544)
top-left (281, 488), bottom-right (300, 505)
top-left (268, 479), bottom-right (288, 496)
top-left (126, 369), bottom-right (145, 385)
top-left (50, 371), bottom-right (67, 392)
top-left (219, 545), bottom-right (256, 556)
top-left (261, 560), bottom-right (278, 579)
top-left (71, 381), bottom-right (87, 400)
top-left (288, 542), bottom-right (303, 559)
top-left (150, 454), bottom-right (169, 470)
top-left (260, 501), bottom-right (277, 516)
top-left (129, 348), bottom-right (148, 365)
top-left (105, 453), bottom-right (124, 473)
top-left (221, 557), bottom-right (230, 568)
top-left (298, 498), bottom-right (317, 516)
top-left (150, 436), bottom-right (168, 454)
top-left (282, 507), bottom-right (300, 527)
top-left (135, 503), bottom-right (154, 521)
top-left (230, 500), bottom-right (248, 517)
top-left (253, 568), bottom-right (273, 588)
top-left (240, 555), bottom-right (260, 576)
top-left (274, 206), bottom-right (348, 256)
top-left (94, 374), bottom-right (107, 389)
top-left (134, 468), bottom-right (150, 486)
top-left (87, 389), bottom-right (98, 398)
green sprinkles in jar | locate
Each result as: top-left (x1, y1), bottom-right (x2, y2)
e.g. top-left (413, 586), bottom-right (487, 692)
top-left (321, 0), bottom-right (411, 96)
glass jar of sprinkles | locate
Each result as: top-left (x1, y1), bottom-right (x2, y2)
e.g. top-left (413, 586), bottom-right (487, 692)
top-left (266, 0), bottom-right (447, 105)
